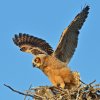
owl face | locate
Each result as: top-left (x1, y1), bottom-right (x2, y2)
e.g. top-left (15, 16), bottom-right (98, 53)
top-left (32, 54), bottom-right (48, 69)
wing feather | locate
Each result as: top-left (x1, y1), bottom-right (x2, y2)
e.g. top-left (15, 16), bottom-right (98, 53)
top-left (54, 5), bottom-right (90, 63)
top-left (13, 33), bottom-right (54, 55)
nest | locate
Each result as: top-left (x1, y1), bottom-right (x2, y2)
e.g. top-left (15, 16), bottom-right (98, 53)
top-left (4, 80), bottom-right (100, 100)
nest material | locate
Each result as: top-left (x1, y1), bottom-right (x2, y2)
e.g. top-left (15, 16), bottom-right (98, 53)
top-left (29, 82), bottom-right (100, 100)
top-left (4, 81), bottom-right (100, 100)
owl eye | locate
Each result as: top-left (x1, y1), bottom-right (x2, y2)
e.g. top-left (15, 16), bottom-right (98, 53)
top-left (34, 57), bottom-right (41, 63)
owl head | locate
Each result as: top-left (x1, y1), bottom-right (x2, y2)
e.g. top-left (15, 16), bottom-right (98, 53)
top-left (32, 54), bottom-right (48, 69)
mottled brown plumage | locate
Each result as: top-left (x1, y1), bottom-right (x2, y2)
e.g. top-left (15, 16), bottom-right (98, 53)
top-left (13, 5), bottom-right (90, 89)
top-left (13, 33), bottom-right (54, 55)
top-left (54, 6), bottom-right (89, 63)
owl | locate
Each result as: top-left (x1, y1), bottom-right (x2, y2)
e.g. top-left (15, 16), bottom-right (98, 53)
top-left (13, 6), bottom-right (89, 89)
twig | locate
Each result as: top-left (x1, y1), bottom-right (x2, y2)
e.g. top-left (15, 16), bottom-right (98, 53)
top-left (4, 84), bottom-right (46, 99)
top-left (79, 79), bottom-right (86, 85)
top-left (24, 84), bottom-right (33, 100)
top-left (89, 80), bottom-right (96, 85)
top-left (4, 84), bottom-right (34, 98)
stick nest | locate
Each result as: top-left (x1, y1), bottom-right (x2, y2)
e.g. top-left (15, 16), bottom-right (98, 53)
top-left (4, 80), bottom-right (100, 100)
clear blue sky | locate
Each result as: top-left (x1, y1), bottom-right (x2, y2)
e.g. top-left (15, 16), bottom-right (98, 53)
top-left (0, 0), bottom-right (100, 99)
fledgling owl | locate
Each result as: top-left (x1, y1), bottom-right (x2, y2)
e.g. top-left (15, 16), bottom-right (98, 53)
top-left (13, 6), bottom-right (89, 89)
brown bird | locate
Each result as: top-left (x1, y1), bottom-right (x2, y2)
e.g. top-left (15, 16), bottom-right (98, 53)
top-left (13, 5), bottom-right (90, 89)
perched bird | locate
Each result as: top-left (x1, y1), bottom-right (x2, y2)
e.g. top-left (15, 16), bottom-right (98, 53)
top-left (13, 5), bottom-right (90, 89)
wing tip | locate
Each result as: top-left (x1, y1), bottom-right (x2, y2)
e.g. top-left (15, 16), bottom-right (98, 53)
top-left (12, 34), bottom-right (19, 46)
top-left (83, 5), bottom-right (90, 13)
top-left (84, 5), bottom-right (90, 10)
top-left (12, 33), bottom-right (32, 46)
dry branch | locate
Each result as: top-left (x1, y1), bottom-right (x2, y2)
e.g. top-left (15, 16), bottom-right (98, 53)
top-left (4, 81), bottom-right (100, 100)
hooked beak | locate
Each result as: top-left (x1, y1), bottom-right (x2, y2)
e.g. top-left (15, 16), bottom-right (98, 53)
top-left (32, 63), bottom-right (36, 68)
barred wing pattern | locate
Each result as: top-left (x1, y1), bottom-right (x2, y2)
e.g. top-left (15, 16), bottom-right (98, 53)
top-left (13, 33), bottom-right (54, 55)
top-left (54, 6), bottom-right (89, 64)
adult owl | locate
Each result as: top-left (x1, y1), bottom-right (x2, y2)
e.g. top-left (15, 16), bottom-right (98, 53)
top-left (13, 6), bottom-right (89, 89)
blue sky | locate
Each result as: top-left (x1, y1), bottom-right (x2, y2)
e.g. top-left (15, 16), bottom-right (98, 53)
top-left (0, 0), bottom-right (100, 99)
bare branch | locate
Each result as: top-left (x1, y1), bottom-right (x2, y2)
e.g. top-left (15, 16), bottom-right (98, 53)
top-left (4, 84), bottom-right (34, 98)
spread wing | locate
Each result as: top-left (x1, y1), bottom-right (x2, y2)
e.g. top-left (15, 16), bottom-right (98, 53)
top-left (13, 33), bottom-right (54, 55)
top-left (54, 5), bottom-right (90, 64)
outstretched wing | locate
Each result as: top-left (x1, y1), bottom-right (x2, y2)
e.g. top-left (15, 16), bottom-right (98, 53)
top-left (54, 6), bottom-right (90, 63)
top-left (13, 33), bottom-right (54, 55)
